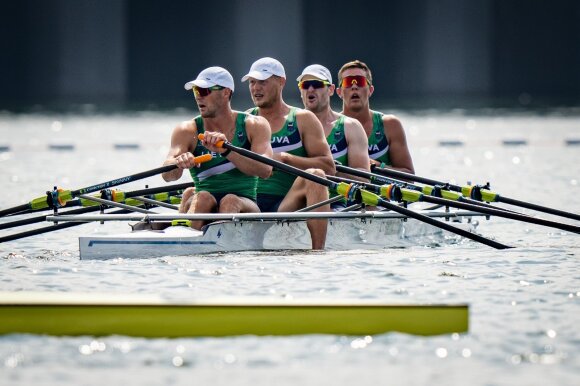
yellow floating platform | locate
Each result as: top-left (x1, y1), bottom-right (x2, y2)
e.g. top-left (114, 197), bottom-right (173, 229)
top-left (0, 292), bottom-right (468, 337)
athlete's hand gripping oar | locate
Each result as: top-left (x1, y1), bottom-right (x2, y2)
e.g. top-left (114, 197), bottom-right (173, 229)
top-left (199, 134), bottom-right (511, 250)
top-left (329, 174), bottom-right (580, 235)
top-left (371, 164), bottom-right (580, 222)
top-left (0, 155), bottom-right (211, 218)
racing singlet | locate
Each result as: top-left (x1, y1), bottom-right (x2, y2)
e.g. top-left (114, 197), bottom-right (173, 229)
top-left (326, 115), bottom-right (348, 166)
top-left (250, 107), bottom-right (307, 197)
top-left (189, 112), bottom-right (257, 200)
top-left (367, 111), bottom-right (391, 166)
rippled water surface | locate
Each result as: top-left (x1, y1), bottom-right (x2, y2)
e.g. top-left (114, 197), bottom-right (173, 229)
top-left (0, 111), bottom-right (579, 385)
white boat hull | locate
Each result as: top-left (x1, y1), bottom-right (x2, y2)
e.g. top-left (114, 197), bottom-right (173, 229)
top-left (80, 211), bottom-right (476, 259)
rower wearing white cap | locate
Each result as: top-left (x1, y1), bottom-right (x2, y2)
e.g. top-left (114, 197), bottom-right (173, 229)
top-left (242, 57), bottom-right (336, 250)
top-left (162, 66), bottom-right (273, 230)
top-left (297, 64), bottom-right (370, 204)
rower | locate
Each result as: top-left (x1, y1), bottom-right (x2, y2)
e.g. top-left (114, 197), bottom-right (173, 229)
top-left (337, 60), bottom-right (415, 174)
top-left (162, 66), bottom-right (273, 230)
top-left (242, 57), bottom-right (336, 249)
top-left (297, 64), bottom-right (370, 210)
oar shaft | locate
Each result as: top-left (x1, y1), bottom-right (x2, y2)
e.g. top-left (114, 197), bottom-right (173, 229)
top-left (0, 206), bottom-right (100, 231)
top-left (371, 165), bottom-right (580, 222)
top-left (376, 197), bottom-right (511, 249)
top-left (0, 207), bottom-right (143, 244)
top-left (497, 196), bottom-right (580, 222)
top-left (370, 165), bottom-right (456, 190)
top-left (421, 195), bottom-right (580, 234)
top-left (71, 164), bottom-right (178, 196)
top-left (199, 135), bottom-right (336, 190)
top-left (0, 204), bottom-right (30, 218)
top-left (198, 135), bottom-right (511, 249)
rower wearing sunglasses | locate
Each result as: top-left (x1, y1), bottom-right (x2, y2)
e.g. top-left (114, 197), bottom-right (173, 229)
top-left (242, 57), bottom-right (336, 250)
top-left (297, 64), bottom-right (370, 209)
top-left (337, 60), bottom-right (415, 174)
top-left (162, 66), bottom-right (273, 230)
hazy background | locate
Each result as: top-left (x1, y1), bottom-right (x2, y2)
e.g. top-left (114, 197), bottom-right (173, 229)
top-left (1, 0), bottom-right (579, 112)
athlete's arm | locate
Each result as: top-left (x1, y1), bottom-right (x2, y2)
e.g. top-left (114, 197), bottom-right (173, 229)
top-left (383, 115), bottom-right (415, 174)
top-left (281, 110), bottom-right (336, 175)
top-left (162, 120), bottom-right (198, 182)
top-left (236, 115), bottom-right (274, 178)
top-left (340, 117), bottom-right (370, 181)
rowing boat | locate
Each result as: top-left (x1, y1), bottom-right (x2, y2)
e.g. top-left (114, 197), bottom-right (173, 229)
top-left (1, 140), bottom-right (577, 259)
top-left (0, 292), bottom-right (468, 337)
top-left (53, 209), bottom-right (482, 259)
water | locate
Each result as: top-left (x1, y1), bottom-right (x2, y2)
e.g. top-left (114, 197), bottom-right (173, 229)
top-left (0, 111), bottom-right (579, 385)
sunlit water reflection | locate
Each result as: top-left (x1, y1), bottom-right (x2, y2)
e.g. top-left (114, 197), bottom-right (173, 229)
top-left (0, 112), bottom-right (579, 385)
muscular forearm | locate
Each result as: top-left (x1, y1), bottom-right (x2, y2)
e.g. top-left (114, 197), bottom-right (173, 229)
top-left (161, 159), bottom-right (184, 181)
top-left (281, 153), bottom-right (336, 175)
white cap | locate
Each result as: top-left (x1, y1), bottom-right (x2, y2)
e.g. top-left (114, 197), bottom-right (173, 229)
top-left (296, 64), bottom-right (332, 84)
top-left (241, 57), bottom-right (286, 82)
top-left (184, 66), bottom-right (235, 92)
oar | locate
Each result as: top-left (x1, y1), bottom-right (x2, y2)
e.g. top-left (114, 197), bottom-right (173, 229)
top-left (0, 156), bottom-right (210, 218)
top-left (198, 134), bottom-right (511, 249)
top-left (371, 165), bottom-right (580, 222)
top-left (328, 174), bottom-right (580, 234)
top-left (0, 182), bottom-right (193, 223)
top-left (0, 206), bottom-right (149, 244)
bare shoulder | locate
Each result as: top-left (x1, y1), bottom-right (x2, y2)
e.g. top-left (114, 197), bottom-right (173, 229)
top-left (382, 114), bottom-right (403, 127)
top-left (343, 115), bottom-right (364, 130)
top-left (244, 113), bottom-right (269, 128)
top-left (174, 118), bottom-right (197, 134)
top-left (295, 108), bottom-right (322, 128)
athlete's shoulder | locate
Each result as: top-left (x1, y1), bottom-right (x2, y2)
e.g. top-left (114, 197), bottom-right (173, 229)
top-left (243, 112), bottom-right (268, 126)
top-left (294, 107), bottom-right (319, 124)
top-left (174, 117), bottom-right (198, 133)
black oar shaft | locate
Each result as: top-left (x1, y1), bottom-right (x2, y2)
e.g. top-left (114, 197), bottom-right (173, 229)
top-left (376, 197), bottom-right (511, 249)
top-left (71, 164), bottom-right (178, 196)
top-left (0, 206), bottom-right (100, 231)
top-left (0, 204), bottom-right (30, 218)
top-left (371, 165), bottom-right (454, 190)
top-left (0, 207), bottom-right (141, 244)
top-left (497, 196), bottom-right (580, 222)
top-left (217, 140), bottom-right (336, 190)
top-left (0, 165), bottom-right (181, 218)
top-left (0, 183), bottom-right (189, 231)
top-left (371, 165), bottom-right (580, 222)
top-left (207, 137), bottom-right (510, 249)
top-left (421, 196), bottom-right (580, 234)
top-left (336, 169), bottom-right (580, 234)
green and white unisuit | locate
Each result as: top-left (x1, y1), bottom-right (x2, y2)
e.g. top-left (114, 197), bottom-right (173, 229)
top-left (326, 115), bottom-right (348, 204)
top-left (189, 112), bottom-right (257, 200)
top-left (250, 107), bottom-right (307, 197)
top-left (326, 115), bottom-right (348, 166)
top-left (367, 110), bottom-right (391, 166)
